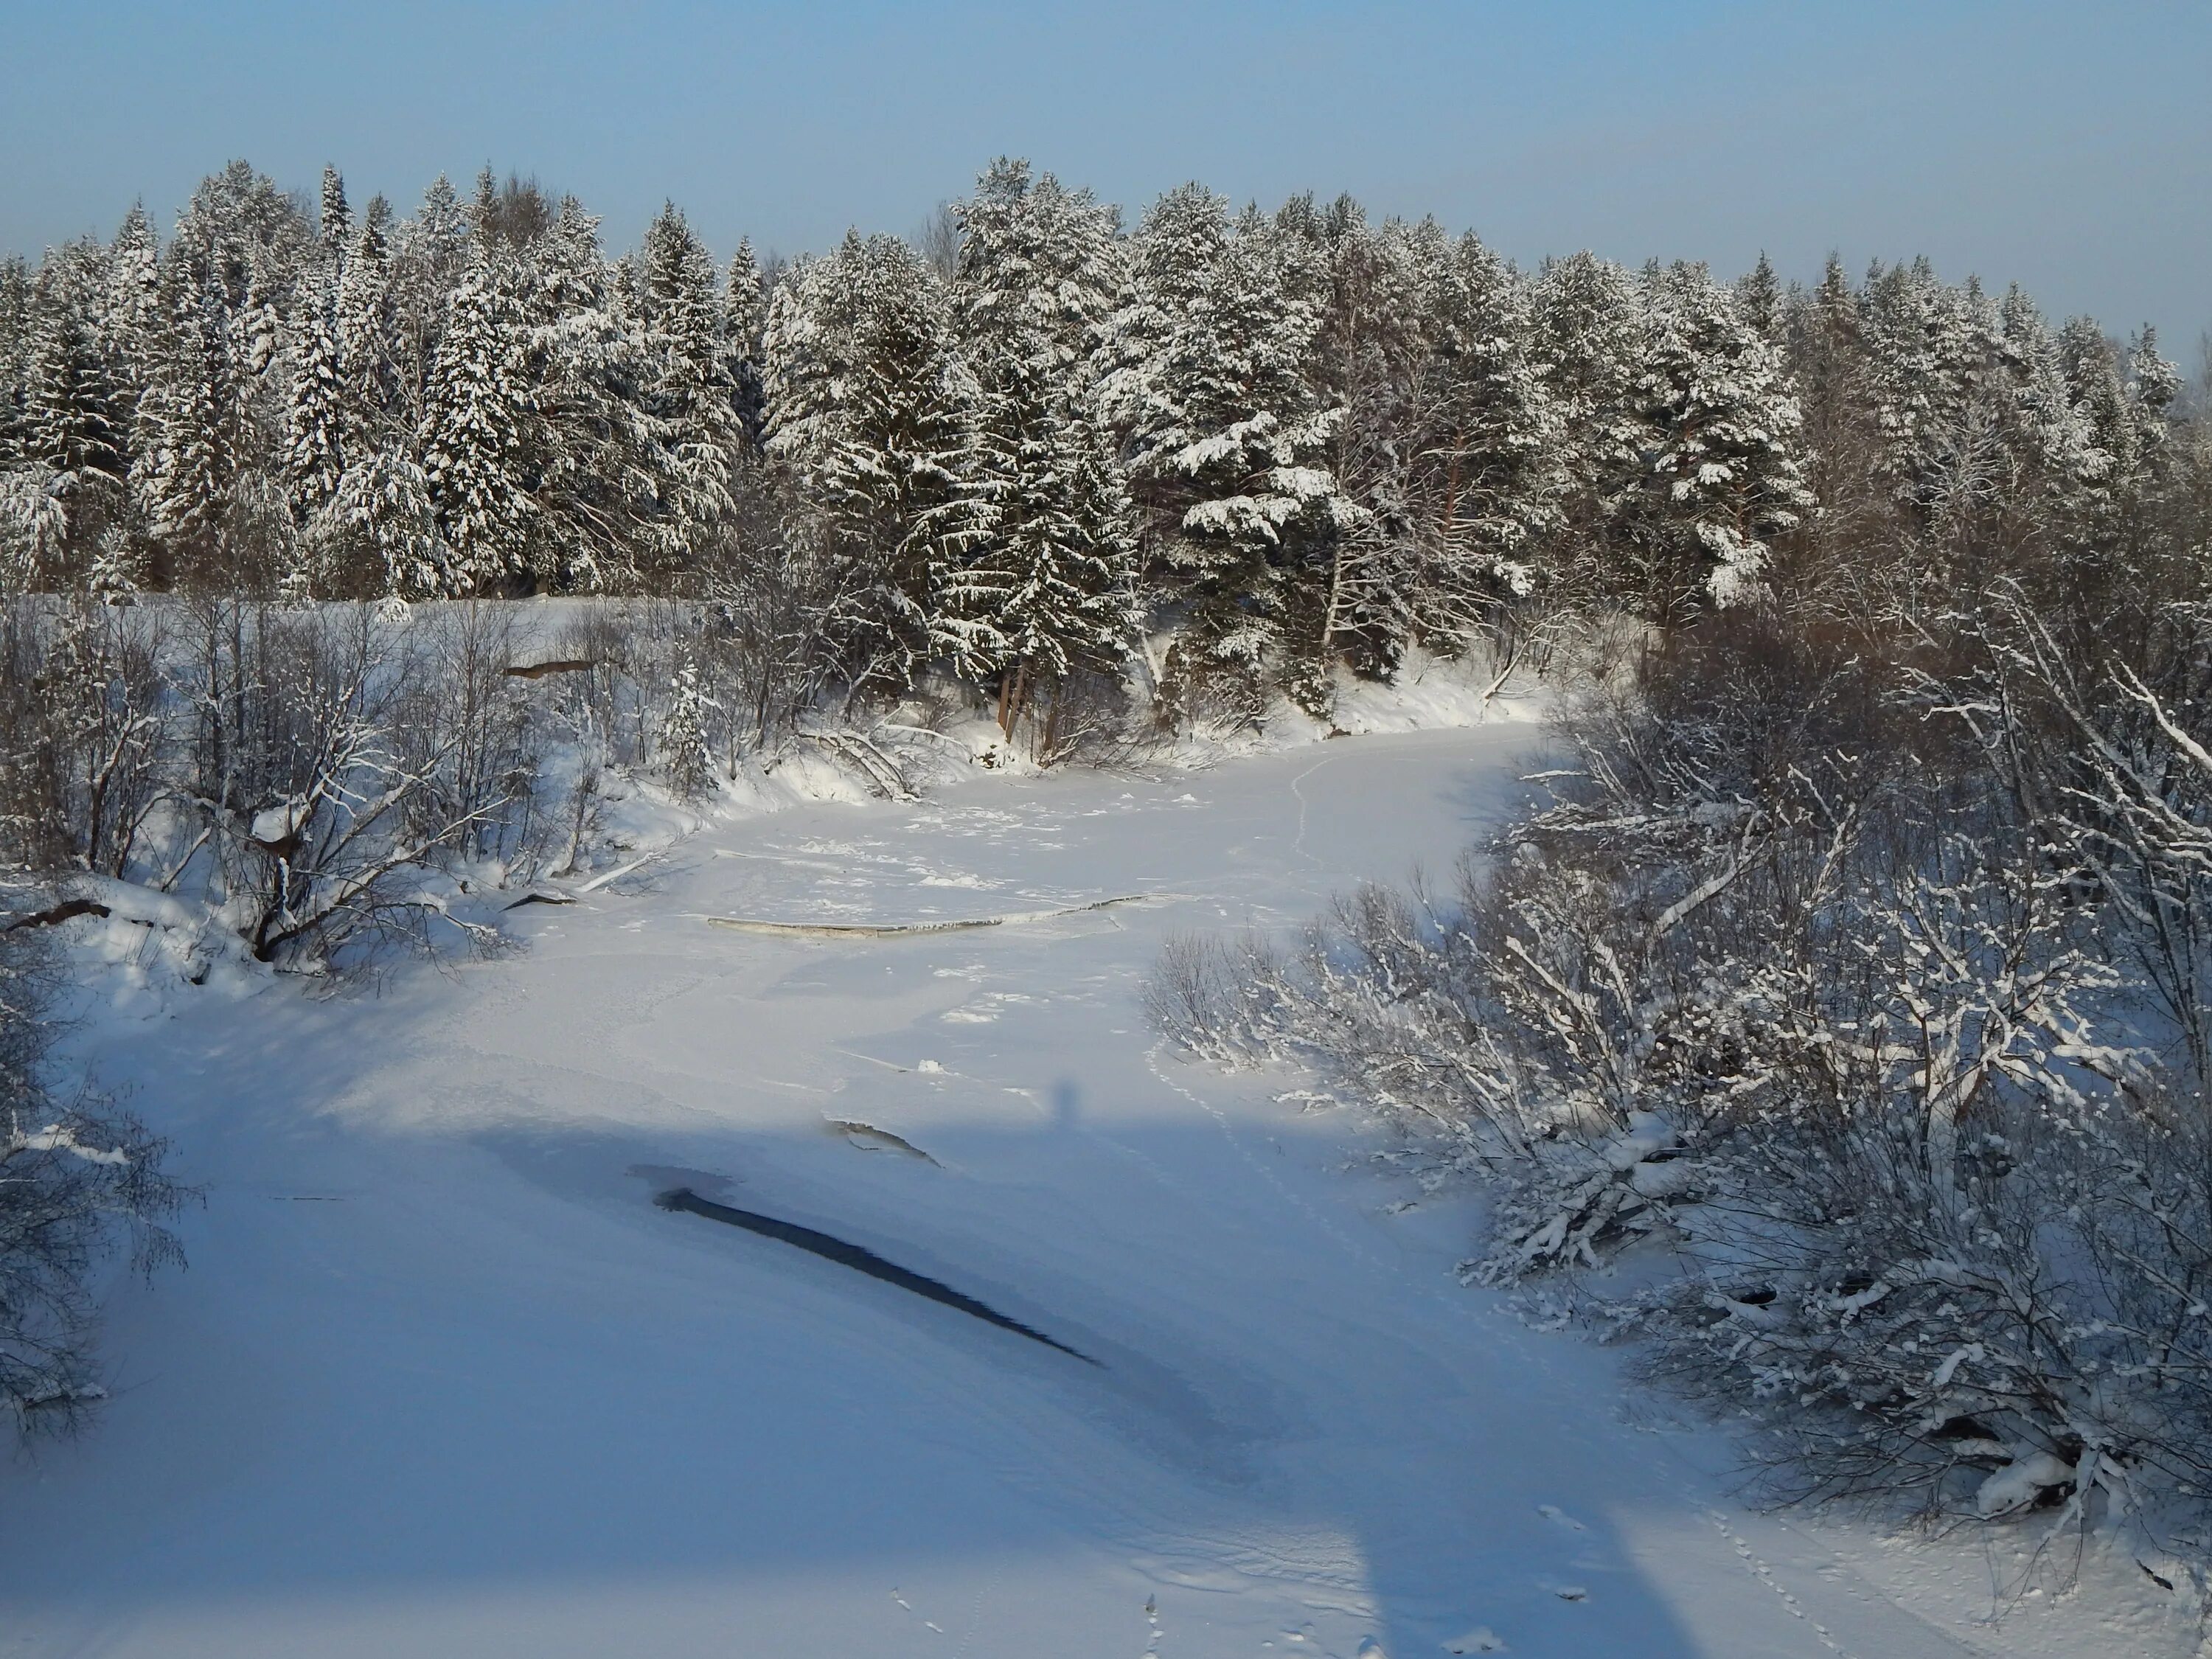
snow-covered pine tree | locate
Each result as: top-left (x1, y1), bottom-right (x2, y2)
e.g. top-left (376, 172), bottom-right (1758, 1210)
top-left (23, 254), bottom-right (131, 490)
top-left (1101, 184), bottom-right (1349, 720)
top-left (282, 265), bottom-right (347, 526)
top-left (275, 167), bottom-right (354, 546)
top-left (1268, 196), bottom-right (1444, 675)
top-left (2047, 313), bottom-right (2158, 588)
top-left (2125, 326), bottom-right (2183, 477)
top-left (1618, 260), bottom-right (1812, 611)
top-left (1992, 287), bottom-right (2087, 477)
top-left (317, 167), bottom-right (352, 263)
top-left (634, 202), bottom-right (742, 577)
top-left (18, 252), bottom-right (131, 578)
top-left (327, 448), bottom-right (439, 599)
top-left (102, 205), bottom-right (164, 434)
top-left (1786, 259), bottom-right (1874, 505)
top-left (1399, 230), bottom-right (1563, 637)
top-left (388, 175), bottom-right (472, 431)
top-left (1857, 257), bottom-right (1993, 522)
top-left (762, 230), bottom-right (971, 696)
top-left (335, 196), bottom-right (399, 458)
top-left (137, 271), bottom-right (237, 578)
top-left (515, 195), bottom-right (655, 591)
top-left (929, 160), bottom-right (1136, 736)
top-left (0, 257), bottom-right (33, 462)
top-left (419, 248), bottom-right (535, 593)
top-left (1531, 250), bottom-right (1646, 597)
top-left (1736, 251), bottom-right (1783, 346)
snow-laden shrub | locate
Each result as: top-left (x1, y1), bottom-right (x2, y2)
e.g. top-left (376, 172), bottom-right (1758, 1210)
top-left (1150, 607), bottom-right (2212, 1555)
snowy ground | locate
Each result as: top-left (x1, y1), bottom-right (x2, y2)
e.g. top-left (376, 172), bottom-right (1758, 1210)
top-left (1, 727), bottom-right (2194, 1658)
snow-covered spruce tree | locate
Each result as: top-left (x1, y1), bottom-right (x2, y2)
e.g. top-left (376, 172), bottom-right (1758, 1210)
top-left (167, 159), bottom-right (314, 323)
top-left (335, 196), bottom-right (399, 458)
top-left (386, 175), bottom-right (473, 434)
top-left (1615, 261), bottom-right (1812, 613)
top-left (514, 195), bottom-right (658, 592)
top-left (1856, 257), bottom-right (1997, 527)
top-left (324, 448), bottom-right (440, 599)
top-left (316, 164), bottom-right (352, 262)
top-left (0, 257), bottom-right (34, 461)
top-left (101, 205), bottom-right (164, 438)
top-left (931, 159), bottom-right (1137, 742)
top-left (1776, 257), bottom-right (1913, 619)
top-left (136, 272), bottom-right (239, 583)
top-left (2048, 315), bottom-right (2158, 586)
top-left (762, 230), bottom-right (970, 698)
top-left (1102, 184), bottom-right (1352, 722)
top-left (1734, 250), bottom-right (1783, 347)
top-left (722, 238), bottom-right (769, 453)
top-left (282, 265), bottom-right (347, 536)
top-left (633, 202), bottom-right (742, 580)
top-left (419, 246), bottom-right (534, 594)
top-left (18, 253), bottom-right (133, 580)
top-left (279, 173), bottom-right (356, 547)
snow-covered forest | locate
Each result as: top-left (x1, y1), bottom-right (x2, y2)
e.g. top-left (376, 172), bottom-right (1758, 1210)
top-left (7, 152), bottom-right (2212, 1646)
top-left (13, 156), bottom-right (2132, 720)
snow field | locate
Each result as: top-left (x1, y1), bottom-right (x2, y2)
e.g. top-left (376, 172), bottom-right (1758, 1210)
top-left (0, 727), bottom-right (2193, 1657)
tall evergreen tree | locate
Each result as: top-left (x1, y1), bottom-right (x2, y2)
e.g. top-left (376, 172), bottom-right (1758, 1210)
top-left (389, 175), bottom-right (471, 429)
top-left (519, 195), bottom-right (656, 591)
top-left (723, 237), bottom-right (768, 452)
top-left (103, 205), bottom-right (164, 429)
top-left (635, 202), bottom-right (741, 571)
top-left (1399, 232), bottom-right (1563, 629)
top-left (335, 195), bottom-right (400, 456)
top-left (282, 268), bottom-right (347, 523)
top-left (932, 160), bottom-right (1137, 731)
top-left (318, 166), bottom-right (352, 262)
top-left (763, 231), bottom-right (971, 693)
top-left (419, 251), bottom-right (534, 591)
top-left (0, 256), bottom-right (34, 462)
top-left (139, 271), bottom-right (239, 577)
top-left (1620, 261), bottom-right (1813, 610)
top-left (1531, 250), bottom-right (1646, 590)
top-left (1102, 184), bottom-right (1348, 714)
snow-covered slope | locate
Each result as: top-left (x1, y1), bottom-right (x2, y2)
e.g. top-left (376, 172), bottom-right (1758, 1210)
top-left (0, 730), bottom-right (2188, 1657)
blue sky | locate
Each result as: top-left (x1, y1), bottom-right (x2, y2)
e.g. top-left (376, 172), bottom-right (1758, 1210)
top-left (4, 1), bottom-right (2206, 352)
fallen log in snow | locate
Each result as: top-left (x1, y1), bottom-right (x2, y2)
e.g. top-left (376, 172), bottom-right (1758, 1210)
top-left (5, 897), bottom-right (114, 931)
top-left (654, 1186), bottom-right (1096, 1365)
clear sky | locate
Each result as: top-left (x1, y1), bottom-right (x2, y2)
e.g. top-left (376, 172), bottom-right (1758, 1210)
top-left (4, 1), bottom-right (2205, 352)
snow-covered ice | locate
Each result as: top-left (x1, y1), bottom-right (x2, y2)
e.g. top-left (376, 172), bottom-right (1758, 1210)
top-left (0, 728), bottom-right (2191, 1657)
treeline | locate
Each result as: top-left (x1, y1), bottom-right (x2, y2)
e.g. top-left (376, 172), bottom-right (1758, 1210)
top-left (1, 157), bottom-right (2190, 742)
